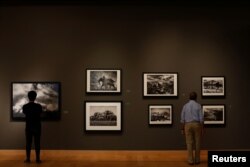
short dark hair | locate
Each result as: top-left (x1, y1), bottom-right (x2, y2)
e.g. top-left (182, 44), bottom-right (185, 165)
top-left (189, 91), bottom-right (197, 100)
top-left (28, 91), bottom-right (37, 101)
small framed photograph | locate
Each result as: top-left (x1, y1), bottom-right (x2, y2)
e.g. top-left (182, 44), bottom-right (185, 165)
top-left (84, 101), bottom-right (122, 131)
top-left (201, 76), bottom-right (225, 97)
top-left (202, 105), bottom-right (225, 125)
top-left (143, 73), bottom-right (178, 97)
top-left (11, 82), bottom-right (61, 121)
top-left (86, 69), bottom-right (121, 94)
top-left (149, 105), bottom-right (173, 125)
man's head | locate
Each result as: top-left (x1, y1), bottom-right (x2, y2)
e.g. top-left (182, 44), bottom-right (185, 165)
top-left (28, 91), bottom-right (37, 101)
top-left (189, 91), bottom-right (197, 100)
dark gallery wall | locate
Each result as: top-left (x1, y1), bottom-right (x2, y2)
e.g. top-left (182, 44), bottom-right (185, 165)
top-left (0, 2), bottom-right (250, 150)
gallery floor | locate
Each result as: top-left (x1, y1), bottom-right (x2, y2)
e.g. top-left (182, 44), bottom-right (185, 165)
top-left (0, 150), bottom-right (207, 167)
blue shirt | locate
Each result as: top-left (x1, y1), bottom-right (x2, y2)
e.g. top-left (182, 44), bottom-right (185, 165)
top-left (181, 100), bottom-right (203, 123)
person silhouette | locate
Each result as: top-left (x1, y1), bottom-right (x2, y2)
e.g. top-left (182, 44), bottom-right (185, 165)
top-left (23, 91), bottom-right (42, 163)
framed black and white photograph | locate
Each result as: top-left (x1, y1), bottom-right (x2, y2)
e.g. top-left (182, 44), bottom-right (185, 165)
top-left (202, 76), bottom-right (225, 97)
top-left (149, 105), bottom-right (172, 125)
top-left (143, 73), bottom-right (178, 97)
top-left (85, 101), bottom-right (122, 131)
top-left (86, 69), bottom-right (121, 94)
top-left (11, 82), bottom-right (61, 121)
top-left (202, 105), bottom-right (225, 125)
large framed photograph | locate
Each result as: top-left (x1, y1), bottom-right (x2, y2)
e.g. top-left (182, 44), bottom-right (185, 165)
top-left (85, 101), bottom-right (122, 131)
top-left (11, 82), bottom-right (61, 121)
top-left (202, 76), bottom-right (225, 97)
top-left (202, 105), bottom-right (225, 125)
top-left (143, 73), bottom-right (178, 97)
top-left (149, 105), bottom-right (172, 125)
top-left (86, 69), bottom-right (121, 94)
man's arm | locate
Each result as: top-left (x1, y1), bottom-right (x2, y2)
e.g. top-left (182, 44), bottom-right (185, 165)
top-left (23, 105), bottom-right (26, 115)
top-left (199, 105), bottom-right (204, 135)
top-left (180, 106), bottom-right (185, 135)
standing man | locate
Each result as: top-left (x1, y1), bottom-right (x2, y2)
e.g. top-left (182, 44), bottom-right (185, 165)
top-left (23, 91), bottom-right (42, 163)
top-left (180, 92), bottom-right (204, 165)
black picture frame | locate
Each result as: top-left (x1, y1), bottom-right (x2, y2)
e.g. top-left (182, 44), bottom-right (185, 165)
top-left (201, 76), bottom-right (225, 97)
top-left (202, 104), bottom-right (225, 125)
top-left (84, 101), bottom-right (122, 131)
top-left (11, 82), bottom-right (61, 121)
top-left (86, 69), bottom-right (122, 94)
top-left (143, 72), bottom-right (178, 97)
top-left (148, 104), bottom-right (173, 125)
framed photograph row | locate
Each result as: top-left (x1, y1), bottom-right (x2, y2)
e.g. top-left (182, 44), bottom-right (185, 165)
top-left (10, 75), bottom-right (224, 99)
top-left (83, 102), bottom-right (225, 131)
top-left (85, 69), bottom-right (225, 97)
top-left (148, 104), bottom-right (225, 126)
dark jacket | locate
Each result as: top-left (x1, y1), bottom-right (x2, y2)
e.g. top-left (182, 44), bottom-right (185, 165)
top-left (23, 102), bottom-right (42, 132)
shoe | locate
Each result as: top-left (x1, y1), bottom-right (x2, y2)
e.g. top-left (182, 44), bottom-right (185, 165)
top-left (195, 161), bottom-right (200, 165)
top-left (188, 162), bottom-right (194, 165)
top-left (24, 159), bottom-right (30, 163)
top-left (36, 160), bottom-right (42, 164)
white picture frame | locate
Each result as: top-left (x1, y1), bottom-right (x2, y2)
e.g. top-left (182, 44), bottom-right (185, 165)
top-left (143, 73), bottom-right (178, 97)
top-left (202, 76), bottom-right (225, 97)
top-left (202, 105), bottom-right (225, 125)
top-left (149, 105), bottom-right (173, 125)
top-left (85, 101), bottom-right (122, 131)
top-left (86, 69), bottom-right (121, 94)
